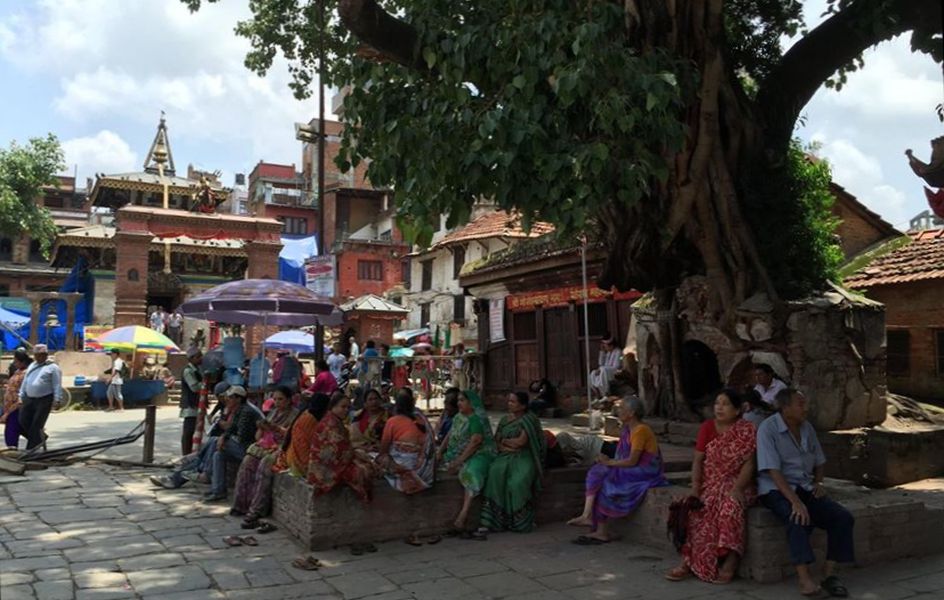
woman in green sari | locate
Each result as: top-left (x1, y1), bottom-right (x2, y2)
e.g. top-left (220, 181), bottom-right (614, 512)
top-left (439, 390), bottom-right (496, 531)
top-left (480, 391), bottom-right (547, 533)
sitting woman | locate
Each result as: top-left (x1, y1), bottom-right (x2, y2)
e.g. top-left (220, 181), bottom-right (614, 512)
top-left (273, 393), bottom-right (330, 477)
top-left (480, 392), bottom-right (547, 533)
top-left (438, 390), bottom-right (495, 531)
top-left (667, 389), bottom-right (756, 584)
top-left (350, 388), bottom-right (388, 451)
top-left (376, 388), bottom-right (435, 494)
top-left (568, 396), bottom-right (668, 544)
top-left (231, 386), bottom-right (298, 525)
top-left (307, 392), bottom-right (376, 502)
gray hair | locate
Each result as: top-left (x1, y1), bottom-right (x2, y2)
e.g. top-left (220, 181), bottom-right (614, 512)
top-left (622, 395), bottom-right (645, 419)
top-left (774, 387), bottom-right (802, 411)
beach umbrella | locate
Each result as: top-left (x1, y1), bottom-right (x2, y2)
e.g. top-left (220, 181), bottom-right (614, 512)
top-left (95, 325), bottom-right (179, 353)
top-left (179, 279), bottom-right (339, 326)
top-left (265, 329), bottom-right (317, 353)
top-left (411, 342), bottom-right (433, 352)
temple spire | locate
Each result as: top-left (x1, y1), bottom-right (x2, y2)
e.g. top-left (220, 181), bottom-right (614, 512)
top-left (143, 112), bottom-right (176, 176)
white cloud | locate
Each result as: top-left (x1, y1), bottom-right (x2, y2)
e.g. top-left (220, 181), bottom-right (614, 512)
top-left (61, 130), bottom-right (137, 182)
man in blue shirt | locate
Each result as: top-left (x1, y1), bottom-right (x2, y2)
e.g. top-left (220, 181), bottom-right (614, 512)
top-left (757, 388), bottom-right (854, 598)
top-left (18, 344), bottom-right (62, 450)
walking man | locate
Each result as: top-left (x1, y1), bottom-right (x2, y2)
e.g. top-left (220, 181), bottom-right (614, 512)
top-left (106, 348), bottom-right (126, 412)
top-left (18, 344), bottom-right (61, 450)
top-left (167, 310), bottom-right (184, 345)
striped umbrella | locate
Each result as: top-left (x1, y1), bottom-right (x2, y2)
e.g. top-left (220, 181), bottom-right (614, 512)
top-left (95, 325), bottom-right (180, 353)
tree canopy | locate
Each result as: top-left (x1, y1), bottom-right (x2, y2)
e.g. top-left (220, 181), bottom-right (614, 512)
top-left (0, 134), bottom-right (63, 256)
top-left (185, 0), bottom-right (941, 300)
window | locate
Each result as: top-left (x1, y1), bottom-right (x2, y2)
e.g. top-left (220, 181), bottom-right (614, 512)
top-left (280, 216), bottom-right (308, 235)
top-left (886, 329), bottom-right (910, 376)
top-left (0, 238), bottom-right (12, 261)
top-left (0, 284), bottom-right (9, 296)
top-left (936, 330), bottom-right (944, 376)
top-left (357, 260), bottom-right (383, 281)
top-left (513, 311), bottom-right (537, 340)
top-left (453, 294), bottom-right (466, 324)
top-left (401, 259), bottom-right (411, 287)
top-left (421, 260), bottom-right (433, 291)
top-left (452, 245), bottom-right (466, 279)
top-left (420, 302), bottom-right (431, 327)
top-left (28, 239), bottom-right (45, 263)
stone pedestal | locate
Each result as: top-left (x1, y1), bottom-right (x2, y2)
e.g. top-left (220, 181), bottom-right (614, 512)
top-left (634, 276), bottom-right (888, 431)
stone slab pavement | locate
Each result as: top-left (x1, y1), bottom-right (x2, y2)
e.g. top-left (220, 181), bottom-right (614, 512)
top-left (2, 463), bottom-right (944, 600)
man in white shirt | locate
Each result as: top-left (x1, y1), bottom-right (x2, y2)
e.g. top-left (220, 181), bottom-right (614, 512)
top-left (18, 344), bottom-right (61, 450)
top-left (348, 336), bottom-right (360, 364)
top-left (149, 308), bottom-right (166, 333)
top-left (327, 343), bottom-right (347, 383)
top-left (107, 348), bottom-right (126, 412)
top-left (753, 363), bottom-right (788, 408)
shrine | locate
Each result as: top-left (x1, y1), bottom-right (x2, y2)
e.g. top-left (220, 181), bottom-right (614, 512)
top-left (51, 116), bottom-right (283, 335)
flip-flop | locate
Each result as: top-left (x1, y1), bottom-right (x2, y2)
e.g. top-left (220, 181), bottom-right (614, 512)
top-left (223, 536), bottom-right (243, 547)
top-left (821, 576), bottom-right (847, 598)
top-left (426, 535), bottom-right (442, 545)
top-left (292, 556), bottom-right (321, 571)
top-left (241, 536), bottom-right (258, 547)
top-left (256, 522), bottom-right (278, 534)
top-left (404, 535), bottom-right (423, 547)
top-left (573, 535), bottom-right (609, 545)
top-left (665, 567), bottom-right (691, 581)
top-left (241, 519), bottom-right (259, 530)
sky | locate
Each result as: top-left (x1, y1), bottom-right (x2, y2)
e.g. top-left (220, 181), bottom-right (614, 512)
top-left (0, 0), bottom-right (941, 231)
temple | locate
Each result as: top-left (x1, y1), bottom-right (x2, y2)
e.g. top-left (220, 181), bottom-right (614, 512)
top-left (50, 116), bottom-right (283, 335)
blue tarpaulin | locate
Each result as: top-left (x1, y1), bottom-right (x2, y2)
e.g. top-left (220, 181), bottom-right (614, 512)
top-left (1, 256), bottom-right (94, 351)
top-left (278, 234), bottom-right (318, 285)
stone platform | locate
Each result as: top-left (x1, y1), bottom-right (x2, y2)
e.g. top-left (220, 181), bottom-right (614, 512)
top-left (822, 425), bottom-right (944, 487)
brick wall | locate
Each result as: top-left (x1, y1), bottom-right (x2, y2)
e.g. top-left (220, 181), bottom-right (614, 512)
top-left (865, 281), bottom-right (944, 399)
top-left (833, 199), bottom-right (891, 259)
top-left (265, 204), bottom-right (318, 236)
top-left (336, 244), bottom-right (407, 301)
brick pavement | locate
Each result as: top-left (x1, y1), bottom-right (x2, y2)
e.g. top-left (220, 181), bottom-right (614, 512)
top-left (2, 464), bottom-right (944, 599)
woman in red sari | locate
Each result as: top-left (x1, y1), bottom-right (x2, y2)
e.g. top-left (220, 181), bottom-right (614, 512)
top-left (307, 392), bottom-right (376, 502)
top-left (666, 389), bottom-right (757, 584)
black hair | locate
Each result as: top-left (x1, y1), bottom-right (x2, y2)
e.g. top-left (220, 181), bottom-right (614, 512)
top-left (316, 359), bottom-right (329, 372)
top-left (716, 388), bottom-right (743, 412)
top-left (381, 343), bottom-right (390, 351)
top-left (309, 392), bottom-right (331, 420)
top-left (443, 387), bottom-right (461, 408)
top-left (743, 389), bottom-right (768, 411)
top-left (752, 363), bottom-right (775, 376)
top-left (328, 390), bottom-right (347, 409)
top-left (395, 388), bottom-right (416, 418)
top-left (364, 388), bottom-right (383, 404)
top-left (512, 391), bottom-right (530, 410)
top-left (273, 385), bottom-right (294, 400)
top-left (13, 349), bottom-right (31, 366)
top-left (365, 340), bottom-right (375, 349)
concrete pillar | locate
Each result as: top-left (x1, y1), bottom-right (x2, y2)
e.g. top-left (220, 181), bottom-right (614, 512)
top-left (65, 296), bottom-right (78, 350)
top-left (113, 232), bottom-right (152, 327)
top-left (28, 299), bottom-right (41, 345)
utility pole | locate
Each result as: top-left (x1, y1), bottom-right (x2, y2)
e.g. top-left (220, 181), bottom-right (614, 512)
top-left (314, 0), bottom-right (327, 361)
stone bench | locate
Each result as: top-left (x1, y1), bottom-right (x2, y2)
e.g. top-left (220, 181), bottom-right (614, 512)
top-left (608, 482), bottom-right (944, 582)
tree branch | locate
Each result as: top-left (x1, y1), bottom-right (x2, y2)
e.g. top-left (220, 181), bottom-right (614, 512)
top-left (338, 0), bottom-right (423, 69)
top-left (758, 0), bottom-right (942, 151)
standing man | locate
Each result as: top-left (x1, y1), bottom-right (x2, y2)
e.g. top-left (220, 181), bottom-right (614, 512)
top-left (149, 307), bottom-right (166, 333)
top-left (757, 388), bottom-right (855, 597)
top-left (180, 348), bottom-right (204, 455)
top-left (18, 344), bottom-right (61, 450)
top-left (348, 336), bottom-right (360, 365)
top-left (106, 348), bottom-right (126, 412)
top-left (327, 343), bottom-right (347, 384)
top-left (167, 310), bottom-right (184, 345)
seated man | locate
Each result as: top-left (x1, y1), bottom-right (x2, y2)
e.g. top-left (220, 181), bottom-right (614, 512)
top-left (589, 336), bottom-right (621, 399)
top-left (203, 385), bottom-right (260, 502)
top-left (757, 388), bottom-right (854, 598)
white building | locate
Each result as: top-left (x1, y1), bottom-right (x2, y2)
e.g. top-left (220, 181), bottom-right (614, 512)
top-left (401, 208), bottom-right (553, 348)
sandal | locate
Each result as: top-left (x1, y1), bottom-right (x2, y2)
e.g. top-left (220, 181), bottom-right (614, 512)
top-left (426, 535), bottom-right (442, 545)
top-left (405, 535), bottom-right (423, 547)
top-left (256, 522), bottom-right (278, 534)
top-left (821, 576), bottom-right (848, 598)
top-left (241, 536), bottom-right (258, 547)
top-left (292, 556), bottom-right (321, 571)
top-left (223, 536), bottom-right (243, 547)
top-left (241, 519), bottom-right (259, 530)
top-left (665, 566), bottom-right (691, 582)
top-left (573, 535), bottom-right (609, 546)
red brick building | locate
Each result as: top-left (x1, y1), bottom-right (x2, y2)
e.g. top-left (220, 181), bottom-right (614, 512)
top-left (247, 162), bottom-right (316, 236)
top-left (846, 228), bottom-right (944, 401)
top-left (831, 182), bottom-right (900, 259)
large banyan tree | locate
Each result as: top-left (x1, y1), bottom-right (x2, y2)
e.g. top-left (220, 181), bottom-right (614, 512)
top-left (188, 0), bottom-right (941, 415)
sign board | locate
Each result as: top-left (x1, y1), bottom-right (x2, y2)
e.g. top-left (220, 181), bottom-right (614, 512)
top-left (304, 255), bottom-right (337, 298)
top-left (488, 298), bottom-right (505, 343)
top-left (83, 325), bottom-right (112, 351)
top-left (506, 286), bottom-right (641, 312)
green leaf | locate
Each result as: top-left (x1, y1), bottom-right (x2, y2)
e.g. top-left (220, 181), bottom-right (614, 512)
top-left (512, 74), bottom-right (526, 89)
top-left (423, 47), bottom-right (437, 69)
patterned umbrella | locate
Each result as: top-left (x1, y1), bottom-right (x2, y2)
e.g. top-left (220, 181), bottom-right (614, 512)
top-left (179, 279), bottom-right (338, 326)
top-left (94, 325), bottom-right (179, 353)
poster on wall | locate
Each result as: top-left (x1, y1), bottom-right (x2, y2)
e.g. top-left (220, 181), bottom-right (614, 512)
top-left (489, 298), bottom-right (505, 343)
top-left (304, 256), bottom-right (337, 298)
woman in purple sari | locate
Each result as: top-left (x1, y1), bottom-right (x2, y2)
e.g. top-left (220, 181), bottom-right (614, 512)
top-left (568, 396), bottom-right (668, 543)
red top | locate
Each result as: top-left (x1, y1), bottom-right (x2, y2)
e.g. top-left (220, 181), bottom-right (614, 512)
top-left (307, 371), bottom-right (338, 396)
top-left (695, 420), bottom-right (718, 453)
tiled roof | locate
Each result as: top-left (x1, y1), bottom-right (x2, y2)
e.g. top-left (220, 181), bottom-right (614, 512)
top-left (340, 294), bottom-right (410, 314)
top-left (844, 228), bottom-right (944, 288)
top-left (430, 211), bottom-right (554, 250)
